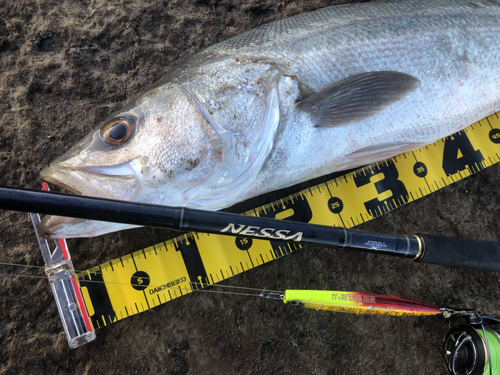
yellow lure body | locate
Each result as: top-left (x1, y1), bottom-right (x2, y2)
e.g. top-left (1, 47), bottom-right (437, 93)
top-left (283, 290), bottom-right (441, 316)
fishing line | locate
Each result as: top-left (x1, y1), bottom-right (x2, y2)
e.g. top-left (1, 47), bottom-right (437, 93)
top-left (0, 264), bottom-right (448, 316)
top-left (0, 263), bottom-right (284, 295)
top-left (0, 270), bottom-right (278, 299)
top-left (0, 261), bottom-right (46, 270)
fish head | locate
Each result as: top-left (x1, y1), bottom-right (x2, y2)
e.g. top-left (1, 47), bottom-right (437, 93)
top-left (40, 56), bottom-right (295, 239)
top-left (40, 84), bottom-right (226, 238)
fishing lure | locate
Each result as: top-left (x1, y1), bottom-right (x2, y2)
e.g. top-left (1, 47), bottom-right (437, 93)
top-left (263, 289), bottom-right (441, 316)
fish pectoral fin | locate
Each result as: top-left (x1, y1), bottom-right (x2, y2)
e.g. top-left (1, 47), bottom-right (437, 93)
top-left (297, 71), bottom-right (420, 127)
top-left (342, 142), bottom-right (426, 169)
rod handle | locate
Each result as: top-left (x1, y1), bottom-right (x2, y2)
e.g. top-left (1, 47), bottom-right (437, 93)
top-left (416, 234), bottom-right (500, 272)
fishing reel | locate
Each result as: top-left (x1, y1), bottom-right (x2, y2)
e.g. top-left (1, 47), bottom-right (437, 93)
top-left (442, 310), bottom-right (500, 375)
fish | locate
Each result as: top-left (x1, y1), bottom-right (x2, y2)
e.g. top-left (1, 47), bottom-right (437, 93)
top-left (39, 0), bottom-right (500, 239)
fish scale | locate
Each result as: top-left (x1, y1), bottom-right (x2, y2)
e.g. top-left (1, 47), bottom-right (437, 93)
top-left (39, 0), bottom-right (500, 238)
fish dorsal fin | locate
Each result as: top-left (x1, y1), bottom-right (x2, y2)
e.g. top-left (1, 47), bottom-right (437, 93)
top-left (297, 71), bottom-right (420, 127)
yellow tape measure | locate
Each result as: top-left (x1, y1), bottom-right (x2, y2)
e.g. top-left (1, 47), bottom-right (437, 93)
top-left (76, 112), bottom-right (500, 330)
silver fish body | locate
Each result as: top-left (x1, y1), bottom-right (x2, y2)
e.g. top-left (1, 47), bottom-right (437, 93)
top-left (40, 0), bottom-right (500, 238)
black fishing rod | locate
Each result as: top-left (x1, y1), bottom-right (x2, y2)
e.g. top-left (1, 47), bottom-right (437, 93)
top-left (0, 186), bottom-right (499, 272)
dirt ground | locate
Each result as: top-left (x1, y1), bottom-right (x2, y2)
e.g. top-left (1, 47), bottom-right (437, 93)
top-left (0, 0), bottom-right (499, 374)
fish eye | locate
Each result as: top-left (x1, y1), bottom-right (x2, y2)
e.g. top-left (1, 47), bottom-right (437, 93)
top-left (101, 116), bottom-right (135, 146)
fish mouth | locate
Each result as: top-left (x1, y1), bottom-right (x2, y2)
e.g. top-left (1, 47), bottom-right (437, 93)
top-left (39, 159), bottom-right (143, 238)
top-left (40, 159), bottom-right (143, 201)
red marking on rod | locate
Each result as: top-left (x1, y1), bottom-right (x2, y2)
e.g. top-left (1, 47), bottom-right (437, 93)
top-left (71, 276), bottom-right (93, 332)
